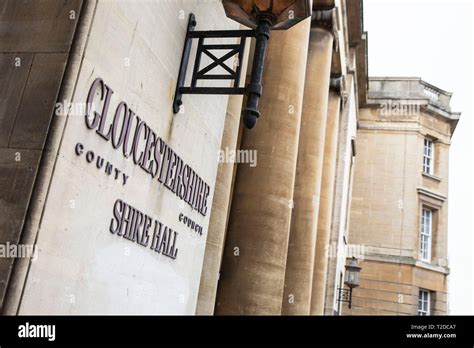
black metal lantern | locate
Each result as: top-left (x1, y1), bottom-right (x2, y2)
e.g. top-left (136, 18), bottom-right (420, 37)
top-left (222, 0), bottom-right (312, 30)
top-left (172, 0), bottom-right (312, 129)
top-left (344, 256), bottom-right (362, 288)
top-left (337, 257), bottom-right (362, 310)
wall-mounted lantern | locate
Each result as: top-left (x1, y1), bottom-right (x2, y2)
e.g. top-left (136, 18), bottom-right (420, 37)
top-left (337, 257), bottom-right (362, 310)
top-left (173, 0), bottom-right (312, 129)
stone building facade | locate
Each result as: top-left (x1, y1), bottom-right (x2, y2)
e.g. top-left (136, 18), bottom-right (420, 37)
top-left (343, 77), bottom-right (459, 315)
top-left (0, 0), bottom-right (459, 315)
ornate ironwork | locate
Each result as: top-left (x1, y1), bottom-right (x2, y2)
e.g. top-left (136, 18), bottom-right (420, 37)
top-left (173, 13), bottom-right (254, 114)
top-left (337, 287), bottom-right (354, 309)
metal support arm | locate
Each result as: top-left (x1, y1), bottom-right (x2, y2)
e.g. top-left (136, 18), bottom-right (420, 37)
top-left (241, 18), bottom-right (271, 129)
top-left (172, 13), bottom-right (271, 129)
top-left (337, 287), bottom-right (354, 309)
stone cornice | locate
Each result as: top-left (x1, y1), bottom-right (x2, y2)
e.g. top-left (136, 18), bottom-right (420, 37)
top-left (365, 77), bottom-right (461, 137)
top-left (361, 248), bottom-right (450, 275)
top-left (417, 187), bottom-right (447, 203)
top-left (357, 121), bottom-right (452, 145)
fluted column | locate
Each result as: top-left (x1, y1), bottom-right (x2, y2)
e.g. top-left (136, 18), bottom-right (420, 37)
top-left (215, 18), bottom-right (311, 315)
top-left (281, 26), bottom-right (334, 315)
top-left (310, 86), bottom-right (342, 314)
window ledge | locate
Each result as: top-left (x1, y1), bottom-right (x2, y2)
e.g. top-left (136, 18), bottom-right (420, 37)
top-left (417, 187), bottom-right (447, 203)
top-left (422, 172), bottom-right (442, 182)
top-left (415, 259), bottom-right (450, 274)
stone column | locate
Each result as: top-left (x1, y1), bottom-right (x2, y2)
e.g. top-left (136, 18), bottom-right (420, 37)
top-left (281, 26), bottom-right (334, 315)
top-left (215, 18), bottom-right (311, 315)
top-left (195, 30), bottom-right (250, 315)
top-left (310, 85), bottom-right (342, 315)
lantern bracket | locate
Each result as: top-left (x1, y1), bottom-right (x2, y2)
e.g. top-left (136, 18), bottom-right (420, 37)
top-left (336, 287), bottom-right (354, 309)
top-left (173, 13), bottom-right (255, 114)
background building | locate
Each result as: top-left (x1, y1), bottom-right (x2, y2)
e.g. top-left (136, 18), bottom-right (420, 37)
top-left (344, 77), bottom-right (460, 315)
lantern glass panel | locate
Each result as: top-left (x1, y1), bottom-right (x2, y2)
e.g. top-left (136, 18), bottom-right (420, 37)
top-left (344, 259), bottom-right (361, 288)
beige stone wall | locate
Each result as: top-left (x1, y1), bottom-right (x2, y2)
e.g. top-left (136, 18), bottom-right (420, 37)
top-left (0, 0), bottom-right (83, 313)
top-left (342, 260), bottom-right (447, 315)
top-left (15, 0), bottom-right (239, 314)
top-left (346, 104), bottom-right (452, 315)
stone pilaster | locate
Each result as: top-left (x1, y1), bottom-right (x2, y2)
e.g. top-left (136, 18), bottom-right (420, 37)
top-left (324, 73), bottom-right (354, 315)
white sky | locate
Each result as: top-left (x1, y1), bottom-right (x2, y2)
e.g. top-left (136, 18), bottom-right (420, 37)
top-left (363, 0), bottom-right (474, 314)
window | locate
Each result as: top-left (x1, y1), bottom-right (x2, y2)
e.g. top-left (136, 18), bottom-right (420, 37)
top-left (418, 289), bottom-right (430, 316)
top-left (423, 138), bottom-right (434, 175)
top-left (420, 208), bottom-right (432, 261)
